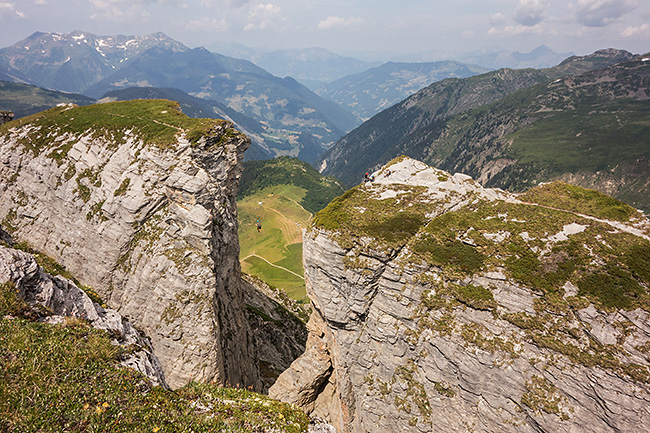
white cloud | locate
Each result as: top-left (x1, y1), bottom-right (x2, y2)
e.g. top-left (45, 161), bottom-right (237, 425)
top-left (89, 0), bottom-right (182, 21)
top-left (462, 30), bottom-right (475, 39)
top-left (34, 0), bottom-right (48, 5)
top-left (317, 16), bottom-right (364, 30)
top-left (186, 16), bottom-right (229, 31)
top-left (621, 22), bottom-right (649, 37)
top-left (488, 23), bottom-right (545, 36)
top-left (0, 1), bottom-right (26, 18)
top-left (573, 0), bottom-right (637, 27)
top-left (89, 0), bottom-right (132, 20)
top-left (200, 0), bottom-right (251, 7)
top-left (243, 3), bottom-right (283, 31)
top-left (514, 0), bottom-right (550, 26)
top-left (489, 12), bottom-right (507, 26)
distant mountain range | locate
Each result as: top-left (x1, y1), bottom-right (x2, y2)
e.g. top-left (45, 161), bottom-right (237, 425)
top-left (213, 44), bottom-right (572, 120)
top-left (449, 44), bottom-right (575, 70)
top-left (217, 43), bottom-right (574, 81)
top-left (319, 49), bottom-right (650, 212)
top-left (0, 31), bottom-right (359, 158)
top-left (246, 47), bottom-right (381, 91)
top-left (316, 61), bottom-right (490, 120)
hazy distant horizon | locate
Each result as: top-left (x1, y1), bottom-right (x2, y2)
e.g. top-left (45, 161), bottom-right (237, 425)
top-left (0, 1), bottom-right (648, 60)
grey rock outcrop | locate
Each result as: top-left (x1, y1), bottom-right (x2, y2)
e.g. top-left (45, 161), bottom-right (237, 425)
top-left (271, 157), bottom-right (650, 432)
top-left (0, 111), bottom-right (14, 125)
top-left (0, 245), bottom-right (167, 387)
top-left (0, 100), bottom-right (259, 390)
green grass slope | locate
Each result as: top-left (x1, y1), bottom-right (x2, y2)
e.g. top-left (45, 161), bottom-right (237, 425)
top-left (237, 157), bottom-right (345, 301)
top-left (238, 185), bottom-right (311, 301)
top-left (0, 281), bottom-right (309, 433)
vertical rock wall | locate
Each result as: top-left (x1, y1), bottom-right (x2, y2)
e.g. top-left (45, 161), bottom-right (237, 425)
top-left (0, 102), bottom-right (260, 389)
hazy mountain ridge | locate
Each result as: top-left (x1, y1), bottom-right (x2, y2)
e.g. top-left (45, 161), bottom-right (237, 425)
top-left (457, 44), bottom-right (575, 70)
top-left (250, 47), bottom-right (381, 90)
top-left (320, 48), bottom-right (649, 211)
top-left (0, 31), bottom-right (359, 158)
top-left (316, 60), bottom-right (490, 120)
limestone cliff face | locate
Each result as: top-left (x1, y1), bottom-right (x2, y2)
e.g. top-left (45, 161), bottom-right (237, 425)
top-left (271, 157), bottom-right (650, 432)
top-left (0, 100), bottom-right (259, 389)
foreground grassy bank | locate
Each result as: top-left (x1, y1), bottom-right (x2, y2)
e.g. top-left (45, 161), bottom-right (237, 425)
top-left (0, 281), bottom-right (309, 433)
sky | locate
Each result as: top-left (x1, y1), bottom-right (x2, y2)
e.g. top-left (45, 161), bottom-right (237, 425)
top-left (0, 0), bottom-right (648, 59)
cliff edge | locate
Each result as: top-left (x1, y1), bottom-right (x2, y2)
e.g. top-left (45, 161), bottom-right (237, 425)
top-left (0, 100), bottom-right (259, 389)
top-left (271, 157), bottom-right (650, 432)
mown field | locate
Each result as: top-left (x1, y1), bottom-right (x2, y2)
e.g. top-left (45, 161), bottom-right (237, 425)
top-left (237, 184), bottom-right (312, 301)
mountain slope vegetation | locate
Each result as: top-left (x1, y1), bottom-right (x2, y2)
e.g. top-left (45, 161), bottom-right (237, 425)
top-left (238, 157), bottom-right (345, 214)
top-left (316, 60), bottom-right (489, 120)
top-left (319, 49), bottom-right (650, 211)
top-left (0, 80), bottom-right (95, 118)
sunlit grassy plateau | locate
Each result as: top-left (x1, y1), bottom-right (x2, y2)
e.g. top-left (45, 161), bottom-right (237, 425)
top-left (238, 185), bottom-right (311, 301)
top-left (236, 157), bottom-right (344, 301)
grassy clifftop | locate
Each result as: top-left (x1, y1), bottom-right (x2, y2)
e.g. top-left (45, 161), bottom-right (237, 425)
top-left (0, 99), bottom-right (236, 155)
top-left (313, 158), bottom-right (650, 313)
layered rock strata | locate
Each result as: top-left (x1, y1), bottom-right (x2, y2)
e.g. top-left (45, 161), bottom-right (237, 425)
top-left (271, 157), bottom-right (650, 432)
top-left (0, 100), bottom-right (259, 389)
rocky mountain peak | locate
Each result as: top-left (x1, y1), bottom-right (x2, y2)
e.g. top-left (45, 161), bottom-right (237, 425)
top-left (272, 157), bottom-right (650, 432)
top-left (365, 156), bottom-right (515, 206)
